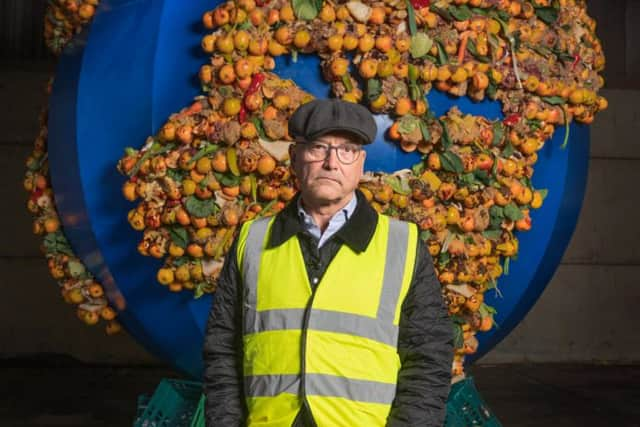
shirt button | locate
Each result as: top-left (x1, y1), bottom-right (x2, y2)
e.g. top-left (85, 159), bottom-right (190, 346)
top-left (312, 277), bottom-right (319, 285)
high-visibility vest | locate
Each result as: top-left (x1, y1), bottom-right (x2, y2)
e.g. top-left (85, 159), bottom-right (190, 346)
top-left (237, 213), bottom-right (418, 427)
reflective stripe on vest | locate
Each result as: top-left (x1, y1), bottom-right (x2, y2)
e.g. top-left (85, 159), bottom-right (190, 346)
top-left (238, 213), bottom-right (417, 426)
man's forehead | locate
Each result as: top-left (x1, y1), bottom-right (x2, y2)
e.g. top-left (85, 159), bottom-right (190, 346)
top-left (312, 132), bottom-right (363, 145)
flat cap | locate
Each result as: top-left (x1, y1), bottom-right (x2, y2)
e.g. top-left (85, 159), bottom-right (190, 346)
top-left (288, 99), bottom-right (377, 145)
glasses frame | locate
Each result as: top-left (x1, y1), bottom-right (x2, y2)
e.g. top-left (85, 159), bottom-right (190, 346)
top-left (297, 141), bottom-right (363, 165)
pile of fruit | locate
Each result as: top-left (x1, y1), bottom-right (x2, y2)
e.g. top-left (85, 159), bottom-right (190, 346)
top-left (119, 0), bottom-right (606, 375)
top-left (44, 0), bottom-right (99, 54)
top-left (24, 2), bottom-right (120, 334)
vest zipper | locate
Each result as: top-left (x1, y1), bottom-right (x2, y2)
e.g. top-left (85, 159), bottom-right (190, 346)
top-left (300, 277), bottom-right (319, 427)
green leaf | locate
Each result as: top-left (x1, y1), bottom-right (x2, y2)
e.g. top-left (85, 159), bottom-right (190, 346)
top-left (411, 161), bottom-right (426, 176)
top-left (473, 169), bottom-right (491, 185)
top-left (491, 122), bottom-right (505, 146)
top-left (561, 112), bottom-right (570, 149)
top-left (419, 230), bottom-right (432, 242)
top-left (406, 0), bottom-right (418, 35)
top-left (184, 196), bottom-right (219, 218)
top-left (67, 260), bottom-right (86, 278)
top-left (410, 32), bottom-right (433, 59)
top-left (250, 117), bottom-right (268, 141)
top-left (504, 202), bottom-right (524, 221)
top-left (449, 4), bottom-right (472, 21)
top-left (188, 143), bottom-right (219, 165)
top-left (250, 174), bottom-right (258, 203)
top-left (538, 188), bottom-right (549, 200)
top-left (292, 0), bottom-right (319, 20)
top-left (398, 114), bottom-right (420, 135)
top-left (501, 142), bottom-right (514, 158)
top-left (168, 226), bottom-right (189, 249)
top-left (341, 74), bottom-right (353, 92)
top-left (527, 119), bottom-right (542, 131)
top-left (166, 168), bottom-right (185, 182)
top-left (384, 175), bottom-right (411, 195)
top-left (542, 96), bottom-right (565, 106)
top-left (366, 79), bottom-right (382, 103)
top-left (435, 39), bottom-right (449, 65)
top-left (453, 324), bottom-right (464, 349)
top-left (419, 120), bottom-right (431, 142)
top-left (438, 251), bottom-right (451, 268)
top-left (470, 7), bottom-right (488, 16)
top-left (503, 256), bottom-right (510, 276)
top-left (439, 151), bottom-right (464, 174)
top-left (486, 77), bottom-right (498, 99)
top-left (218, 173), bottom-right (240, 187)
top-left (43, 231), bottom-right (73, 256)
top-left (490, 205), bottom-right (505, 228)
top-left (482, 229), bottom-right (502, 240)
top-left (129, 143), bottom-right (174, 177)
top-left (466, 38), bottom-right (490, 63)
top-left (430, 5), bottom-right (453, 21)
top-left (479, 302), bottom-right (497, 320)
top-left (171, 256), bottom-right (190, 267)
top-left (439, 120), bottom-right (452, 150)
top-left (460, 172), bottom-right (478, 187)
top-left (535, 6), bottom-right (559, 25)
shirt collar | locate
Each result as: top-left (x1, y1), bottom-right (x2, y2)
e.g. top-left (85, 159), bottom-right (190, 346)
top-left (296, 192), bottom-right (357, 227)
top-left (267, 189), bottom-right (378, 253)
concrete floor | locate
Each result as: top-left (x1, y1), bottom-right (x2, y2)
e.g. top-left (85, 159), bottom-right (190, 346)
top-left (1, 357), bottom-right (639, 426)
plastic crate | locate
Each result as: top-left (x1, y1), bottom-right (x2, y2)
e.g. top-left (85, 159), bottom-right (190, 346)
top-left (134, 379), bottom-right (203, 427)
top-left (445, 376), bottom-right (502, 427)
top-left (189, 395), bottom-right (206, 427)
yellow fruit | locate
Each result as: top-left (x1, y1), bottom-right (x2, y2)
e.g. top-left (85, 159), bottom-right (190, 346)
top-left (157, 268), bottom-right (175, 285)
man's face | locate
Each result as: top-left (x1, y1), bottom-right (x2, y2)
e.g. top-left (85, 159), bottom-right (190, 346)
top-left (290, 132), bottom-right (366, 207)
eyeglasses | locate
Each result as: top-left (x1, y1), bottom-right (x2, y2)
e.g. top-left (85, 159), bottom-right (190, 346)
top-left (297, 141), bottom-right (362, 165)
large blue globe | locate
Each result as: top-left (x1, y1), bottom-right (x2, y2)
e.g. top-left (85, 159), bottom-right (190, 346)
top-left (49, 0), bottom-right (589, 378)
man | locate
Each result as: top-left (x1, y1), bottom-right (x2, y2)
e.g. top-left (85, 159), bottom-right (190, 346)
top-left (203, 99), bottom-right (453, 426)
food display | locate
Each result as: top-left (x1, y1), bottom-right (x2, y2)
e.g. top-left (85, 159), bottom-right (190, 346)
top-left (44, 0), bottom-right (99, 54)
top-left (24, 1), bottom-right (120, 334)
top-left (117, 0), bottom-right (606, 375)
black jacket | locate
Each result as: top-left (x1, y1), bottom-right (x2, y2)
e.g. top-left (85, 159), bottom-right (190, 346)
top-left (203, 190), bottom-right (453, 426)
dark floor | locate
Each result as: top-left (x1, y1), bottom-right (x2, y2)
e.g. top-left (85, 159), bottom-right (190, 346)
top-left (1, 357), bottom-right (639, 426)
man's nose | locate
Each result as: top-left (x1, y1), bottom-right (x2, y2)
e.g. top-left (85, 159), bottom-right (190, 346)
top-left (322, 147), bottom-right (340, 169)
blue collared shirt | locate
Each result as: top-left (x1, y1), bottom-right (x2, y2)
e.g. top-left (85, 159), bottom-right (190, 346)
top-left (297, 193), bottom-right (357, 248)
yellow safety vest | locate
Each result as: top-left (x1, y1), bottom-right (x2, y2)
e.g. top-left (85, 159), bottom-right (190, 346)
top-left (237, 213), bottom-right (418, 427)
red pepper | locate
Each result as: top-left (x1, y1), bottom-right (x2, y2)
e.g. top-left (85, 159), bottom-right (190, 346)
top-left (239, 73), bottom-right (265, 124)
top-left (571, 54), bottom-right (581, 70)
top-left (246, 73), bottom-right (266, 94)
top-left (255, 0), bottom-right (270, 6)
top-left (503, 113), bottom-right (521, 127)
top-left (30, 188), bottom-right (43, 202)
top-left (410, 0), bottom-right (430, 9)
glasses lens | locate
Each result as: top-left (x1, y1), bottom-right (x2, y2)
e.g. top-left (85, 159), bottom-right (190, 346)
top-left (336, 145), bottom-right (360, 164)
top-left (304, 143), bottom-right (328, 161)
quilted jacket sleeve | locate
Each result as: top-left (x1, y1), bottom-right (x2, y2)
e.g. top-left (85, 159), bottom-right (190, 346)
top-left (203, 238), bottom-right (246, 426)
top-left (386, 240), bottom-right (454, 427)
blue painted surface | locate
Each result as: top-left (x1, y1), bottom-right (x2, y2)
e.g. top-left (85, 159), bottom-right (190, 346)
top-left (49, 0), bottom-right (590, 378)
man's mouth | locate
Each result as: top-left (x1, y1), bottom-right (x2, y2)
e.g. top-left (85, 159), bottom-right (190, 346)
top-left (316, 176), bottom-right (340, 183)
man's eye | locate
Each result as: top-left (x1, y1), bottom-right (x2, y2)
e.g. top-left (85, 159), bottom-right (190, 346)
top-left (309, 143), bottom-right (327, 152)
top-left (341, 145), bottom-right (358, 153)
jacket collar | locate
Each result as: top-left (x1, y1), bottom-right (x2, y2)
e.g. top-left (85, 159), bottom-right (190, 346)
top-left (267, 189), bottom-right (378, 253)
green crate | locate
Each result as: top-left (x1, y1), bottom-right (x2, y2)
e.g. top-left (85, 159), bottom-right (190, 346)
top-left (134, 379), bottom-right (203, 427)
top-left (189, 395), bottom-right (205, 427)
top-left (445, 376), bottom-right (502, 427)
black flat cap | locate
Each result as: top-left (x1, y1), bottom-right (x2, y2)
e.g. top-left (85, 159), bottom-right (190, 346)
top-left (288, 99), bottom-right (377, 145)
